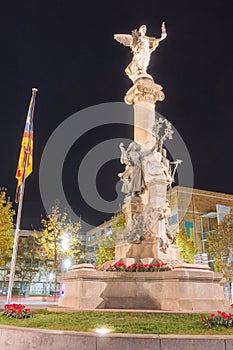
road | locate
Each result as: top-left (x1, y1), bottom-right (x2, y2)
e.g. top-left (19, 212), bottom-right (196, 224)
top-left (0, 297), bottom-right (58, 310)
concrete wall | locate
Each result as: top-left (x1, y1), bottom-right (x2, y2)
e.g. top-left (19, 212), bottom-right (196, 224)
top-left (1, 326), bottom-right (233, 350)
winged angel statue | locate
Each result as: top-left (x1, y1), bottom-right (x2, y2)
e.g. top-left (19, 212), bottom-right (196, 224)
top-left (114, 22), bottom-right (167, 82)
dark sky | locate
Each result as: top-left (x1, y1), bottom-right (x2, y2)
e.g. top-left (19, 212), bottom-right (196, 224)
top-left (0, 0), bottom-right (232, 229)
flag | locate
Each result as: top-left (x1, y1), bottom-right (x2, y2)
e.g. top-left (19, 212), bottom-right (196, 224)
top-left (15, 89), bottom-right (37, 202)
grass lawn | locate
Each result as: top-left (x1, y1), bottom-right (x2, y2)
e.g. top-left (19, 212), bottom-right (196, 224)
top-left (1, 309), bottom-right (233, 335)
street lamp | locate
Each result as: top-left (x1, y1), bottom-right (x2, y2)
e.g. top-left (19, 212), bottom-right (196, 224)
top-left (64, 258), bottom-right (72, 271)
top-left (61, 234), bottom-right (69, 251)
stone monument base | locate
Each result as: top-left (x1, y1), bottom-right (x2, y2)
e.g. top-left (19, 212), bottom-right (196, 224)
top-left (115, 240), bottom-right (180, 265)
top-left (59, 264), bottom-right (229, 312)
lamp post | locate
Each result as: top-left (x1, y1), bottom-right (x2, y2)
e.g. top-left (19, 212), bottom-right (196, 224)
top-left (64, 258), bottom-right (72, 272)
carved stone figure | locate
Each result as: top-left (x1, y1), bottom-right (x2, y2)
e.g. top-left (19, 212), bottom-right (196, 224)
top-left (143, 151), bottom-right (165, 184)
top-left (161, 148), bottom-right (173, 184)
top-left (157, 201), bottom-right (173, 253)
top-left (118, 141), bottom-right (157, 198)
top-left (114, 23), bottom-right (167, 82)
top-left (118, 138), bottom-right (180, 250)
top-left (122, 201), bottom-right (175, 249)
top-left (118, 142), bottom-right (145, 197)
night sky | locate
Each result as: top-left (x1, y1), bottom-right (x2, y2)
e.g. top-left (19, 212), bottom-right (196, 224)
top-left (0, 0), bottom-right (232, 229)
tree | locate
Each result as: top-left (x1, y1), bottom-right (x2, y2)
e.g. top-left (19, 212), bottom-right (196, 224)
top-left (206, 213), bottom-right (233, 280)
top-left (34, 201), bottom-right (81, 297)
top-left (0, 190), bottom-right (14, 266)
top-left (96, 232), bottom-right (117, 267)
top-left (111, 211), bottom-right (126, 232)
top-left (175, 229), bottom-right (197, 263)
top-left (15, 235), bottom-right (40, 284)
top-left (96, 212), bottom-right (126, 267)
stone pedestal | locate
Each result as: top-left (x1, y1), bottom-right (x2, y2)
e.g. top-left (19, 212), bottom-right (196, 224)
top-left (122, 196), bottom-right (143, 224)
top-left (147, 180), bottom-right (167, 208)
top-left (59, 265), bottom-right (229, 312)
top-left (115, 240), bottom-right (180, 264)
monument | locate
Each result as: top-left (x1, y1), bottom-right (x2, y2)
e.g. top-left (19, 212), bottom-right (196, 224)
top-left (59, 23), bottom-right (228, 311)
top-left (114, 22), bottom-right (181, 264)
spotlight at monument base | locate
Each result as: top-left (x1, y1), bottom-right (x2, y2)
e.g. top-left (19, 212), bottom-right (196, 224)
top-left (94, 327), bottom-right (111, 334)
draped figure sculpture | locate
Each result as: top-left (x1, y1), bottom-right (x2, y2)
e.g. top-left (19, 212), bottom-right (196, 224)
top-left (118, 141), bottom-right (157, 198)
top-left (118, 141), bottom-right (180, 248)
top-left (114, 22), bottom-right (167, 82)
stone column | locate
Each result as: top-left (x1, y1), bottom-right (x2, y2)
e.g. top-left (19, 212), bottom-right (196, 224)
top-left (124, 77), bottom-right (165, 149)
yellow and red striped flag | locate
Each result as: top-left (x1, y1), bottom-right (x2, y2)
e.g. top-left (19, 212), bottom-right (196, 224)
top-left (15, 89), bottom-right (37, 202)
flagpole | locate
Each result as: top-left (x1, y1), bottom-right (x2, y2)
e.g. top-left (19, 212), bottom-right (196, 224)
top-left (6, 88), bottom-right (38, 304)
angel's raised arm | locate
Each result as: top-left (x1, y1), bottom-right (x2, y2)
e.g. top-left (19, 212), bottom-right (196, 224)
top-left (114, 34), bottom-right (133, 48)
top-left (157, 21), bottom-right (167, 42)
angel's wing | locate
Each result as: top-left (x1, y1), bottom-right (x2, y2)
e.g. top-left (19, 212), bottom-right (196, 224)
top-left (114, 34), bottom-right (133, 48)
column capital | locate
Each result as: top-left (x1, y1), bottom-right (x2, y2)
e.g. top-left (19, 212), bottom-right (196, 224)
top-left (124, 77), bottom-right (165, 105)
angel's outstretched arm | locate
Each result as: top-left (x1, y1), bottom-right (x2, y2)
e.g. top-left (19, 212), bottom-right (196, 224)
top-left (157, 21), bottom-right (167, 42)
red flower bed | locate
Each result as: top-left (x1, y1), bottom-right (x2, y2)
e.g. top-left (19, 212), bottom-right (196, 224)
top-left (201, 310), bottom-right (233, 328)
top-left (105, 262), bottom-right (171, 272)
top-left (2, 303), bottom-right (33, 319)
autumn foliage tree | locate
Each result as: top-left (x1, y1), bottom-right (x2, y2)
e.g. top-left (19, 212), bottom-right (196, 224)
top-left (175, 229), bottom-right (197, 263)
top-left (96, 212), bottom-right (126, 267)
top-left (206, 213), bottom-right (233, 280)
top-left (0, 190), bottom-right (14, 266)
top-left (15, 235), bottom-right (40, 284)
top-left (34, 201), bottom-right (81, 297)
